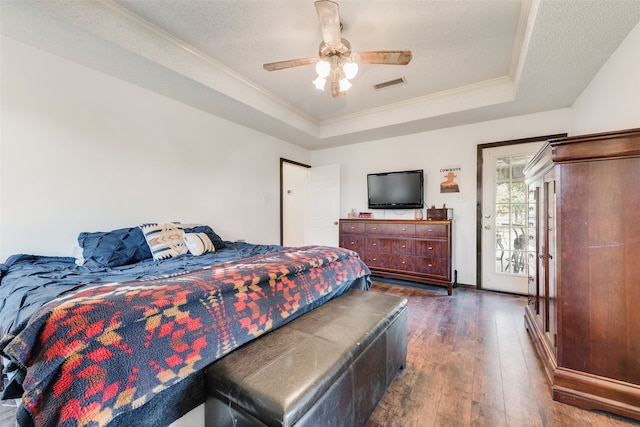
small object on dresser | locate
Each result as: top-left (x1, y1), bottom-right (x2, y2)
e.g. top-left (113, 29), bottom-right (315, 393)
top-left (347, 208), bottom-right (357, 219)
top-left (415, 209), bottom-right (423, 220)
top-left (358, 212), bottom-right (373, 218)
top-left (427, 207), bottom-right (453, 220)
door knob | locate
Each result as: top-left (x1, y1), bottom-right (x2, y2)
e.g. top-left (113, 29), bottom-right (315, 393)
top-left (484, 225), bottom-right (491, 230)
top-left (333, 221), bottom-right (338, 225)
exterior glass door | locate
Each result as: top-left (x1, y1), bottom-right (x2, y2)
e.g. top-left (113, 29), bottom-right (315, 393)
top-left (481, 141), bottom-right (543, 294)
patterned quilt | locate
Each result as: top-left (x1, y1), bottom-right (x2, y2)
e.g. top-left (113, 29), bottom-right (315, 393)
top-left (0, 246), bottom-right (369, 427)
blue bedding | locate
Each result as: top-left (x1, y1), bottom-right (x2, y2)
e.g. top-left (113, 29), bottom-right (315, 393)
top-left (0, 241), bottom-right (284, 339)
top-left (0, 222), bottom-right (372, 427)
top-left (1, 245), bottom-right (371, 426)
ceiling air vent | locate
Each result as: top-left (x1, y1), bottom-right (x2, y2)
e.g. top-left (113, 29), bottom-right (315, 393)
top-left (373, 77), bottom-right (407, 91)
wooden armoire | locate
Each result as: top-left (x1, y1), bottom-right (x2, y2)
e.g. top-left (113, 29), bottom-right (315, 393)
top-left (524, 128), bottom-right (640, 420)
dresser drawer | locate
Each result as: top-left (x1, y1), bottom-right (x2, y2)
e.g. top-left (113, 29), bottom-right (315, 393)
top-left (365, 222), bottom-right (415, 236)
top-left (415, 240), bottom-right (448, 258)
top-left (341, 221), bottom-right (365, 234)
top-left (415, 223), bottom-right (449, 238)
top-left (387, 223), bottom-right (415, 236)
top-left (414, 258), bottom-right (449, 278)
top-left (366, 238), bottom-right (414, 255)
top-left (340, 235), bottom-right (365, 252)
top-left (364, 222), bottom-right (389, 234)
top-left (366, 238), bottom-right (394, 253)
top-left (363, 253), bottom-right (414, 272)
top-left (393, 239), bottom-right (414, 255)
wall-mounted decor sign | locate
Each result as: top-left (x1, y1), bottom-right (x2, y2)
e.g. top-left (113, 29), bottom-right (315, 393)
top-left (440, 165), bottom-right (461, 193)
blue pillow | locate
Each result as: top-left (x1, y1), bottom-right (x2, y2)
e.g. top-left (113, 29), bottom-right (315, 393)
top-left (184, 225), bottom-right (225, 250)
top-left (78, 227), bottom-right (152, 268)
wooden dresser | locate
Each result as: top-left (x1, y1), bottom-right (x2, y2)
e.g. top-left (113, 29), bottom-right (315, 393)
top-left (524, 128), bottom-right (640, 420)
top-left (339, 219), bottom-right (454, 295)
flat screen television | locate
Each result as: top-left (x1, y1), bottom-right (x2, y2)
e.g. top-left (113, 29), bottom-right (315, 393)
top-left (367, 169), bottom-right (424, 209)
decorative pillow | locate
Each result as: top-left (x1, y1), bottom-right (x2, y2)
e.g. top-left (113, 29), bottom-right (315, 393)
top-left (78, 227), bottom-right (153, 268)
top-left (72, 242), bottom-right (85, 266)
top-left (139, 222), bottom-right (188, 261)
top-left (184, 232), bottom-right (215, 256)
top-left (183, 225), bottom-right (225, 250)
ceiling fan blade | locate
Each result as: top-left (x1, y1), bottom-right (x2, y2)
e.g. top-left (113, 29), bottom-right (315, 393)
top-left (263, 57), bottom-right (318, 71)
top-left (315, 0), bottom-right (342, 48)
top-left (352, 51), bottom-right (413, 65)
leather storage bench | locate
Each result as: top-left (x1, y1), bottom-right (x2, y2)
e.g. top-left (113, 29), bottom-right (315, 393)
top-left (204, 289), bottom-right (408, 427)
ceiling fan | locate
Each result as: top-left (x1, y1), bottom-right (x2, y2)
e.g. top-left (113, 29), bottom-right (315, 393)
top-left (263, 0), bottom-right (412, 98)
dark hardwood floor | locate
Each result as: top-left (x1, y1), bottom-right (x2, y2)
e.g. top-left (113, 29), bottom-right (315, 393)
top-left (366, 280), bottom-right (640, 427)
top-left (2, 280), bottom-right (638, 427)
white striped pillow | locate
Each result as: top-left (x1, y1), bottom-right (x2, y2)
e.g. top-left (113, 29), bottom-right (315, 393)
top-left (184, 232), bottom-right (215, 256)
top-left (139, 222), bottom-right (187, 261)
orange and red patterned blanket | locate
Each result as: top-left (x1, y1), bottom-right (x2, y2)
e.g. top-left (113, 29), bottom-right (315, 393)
top-left (1, 246), bottom-right (369, 427)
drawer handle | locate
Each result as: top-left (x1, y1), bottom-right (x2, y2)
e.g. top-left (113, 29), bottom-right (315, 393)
top-left (372, 227), bottom-right (377, 230)
top-left (350, 241), bottom-right (356, 245)
top-left (428, 246), bottom-right (433, 250)
top-left (428, 229), bottom-right (433, 233)
top-left (402, 228), bottom-right (406, 231)
top-left (372, 243), bottom-right (377, 246)
top-left (373, 258), bottom-right (377, 261)
top-left (402, 261), bottom-right (406, 264)
top-left (428, 264), bottom-right (433, 267)
top-left (350, 226), bottom-right (355, 230)
top-left (401, 245), bottom-right (406, 248)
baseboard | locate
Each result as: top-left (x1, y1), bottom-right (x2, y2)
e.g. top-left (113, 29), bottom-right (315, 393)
top-left (554, 367), bottom-right (640, 421)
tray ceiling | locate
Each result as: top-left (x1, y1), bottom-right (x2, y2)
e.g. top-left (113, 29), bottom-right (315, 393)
top-left (2, 1), bottom-right (639, 149)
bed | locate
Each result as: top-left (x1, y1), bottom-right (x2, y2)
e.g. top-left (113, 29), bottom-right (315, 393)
top-left (0, 223), bottom-right (370, 427)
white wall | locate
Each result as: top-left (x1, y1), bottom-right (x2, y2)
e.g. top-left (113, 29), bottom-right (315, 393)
top-left (572, 21), bottom-right (640, 134)
top-left (0, 37), bottom-right (310, 261)
top-left (311, 109), bottom-right (571, 286)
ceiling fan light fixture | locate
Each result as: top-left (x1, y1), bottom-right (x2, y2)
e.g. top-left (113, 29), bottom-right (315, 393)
top-left (313, 76), bottom-right (327, 90)
top-left (262, 1), bottom-right (412, 98)
top-left (342, 61), bottom-right (358, 79)
top-left (315, 60), bottom-right (331, 78)
top-left (339, 77), bottom-right (352, 92)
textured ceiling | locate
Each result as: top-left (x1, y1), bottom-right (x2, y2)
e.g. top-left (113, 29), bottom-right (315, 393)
top-left (2, 1), bottom-right (640, 149)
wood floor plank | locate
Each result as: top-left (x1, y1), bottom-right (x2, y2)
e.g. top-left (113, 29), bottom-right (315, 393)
top-left (366, 280), bottom-right (640, 427)
top-left (470, 400), bottom-right (507, 427)
top-left (442, 351), bottom-right (475, 396)
top-left (406, 367), bottom-right (447, 426)
top-left (434, 388), bottom-right (473, 426)
top-left (472, 354), bottom-right (505, 412)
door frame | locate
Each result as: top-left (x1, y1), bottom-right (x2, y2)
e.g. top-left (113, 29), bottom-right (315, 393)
top-left (280, 158), bottom-right (311, 246)
top-left (475, 134), bottom-right (565, 290)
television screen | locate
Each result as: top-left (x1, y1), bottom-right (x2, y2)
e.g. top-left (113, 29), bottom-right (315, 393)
top-left (367, 170), bottom-right (424, 209)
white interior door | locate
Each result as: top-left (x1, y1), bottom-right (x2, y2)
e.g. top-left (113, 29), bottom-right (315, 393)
top-left (305, 164), bottom-right (340, 246)
top-left (481, 142), bottom-right (543, 294)
top-left (282, 162), bottom-right (308, 247)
